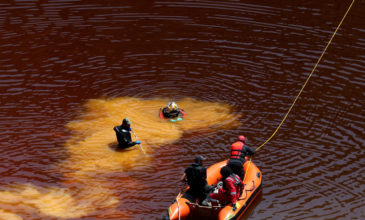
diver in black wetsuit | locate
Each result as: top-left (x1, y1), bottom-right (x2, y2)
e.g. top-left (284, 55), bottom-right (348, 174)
top-left (113, 118), bottom-right (140, 149)
top-left (162, 102), bottom-right (185, 118)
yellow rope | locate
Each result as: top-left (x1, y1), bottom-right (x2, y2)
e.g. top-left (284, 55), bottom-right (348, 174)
top-left (255, 0), bottom-right (356, 152)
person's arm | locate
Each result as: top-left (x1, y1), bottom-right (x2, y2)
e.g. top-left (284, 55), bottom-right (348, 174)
top-left (120, 130), bottom-right (137, 148)
top-left (179, 109), bottom-right (186, 117)
top-left (180, 173), bottom-right (187, 182)
top-left (232, 179), bottom-right (243, 212)
top-left (202, 167), bottom-right (207, 180)
top-left (245, 146), bottom-right (255, 156)
top-left (239, 178), bottom-right (244, 196)
top-left (124, 135), bottom-right (137, 147)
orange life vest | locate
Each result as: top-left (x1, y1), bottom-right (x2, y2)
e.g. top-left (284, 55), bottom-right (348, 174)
top-left (230, 141), bottom-right (244, 160)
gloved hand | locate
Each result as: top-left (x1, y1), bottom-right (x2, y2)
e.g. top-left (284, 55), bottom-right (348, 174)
top-left (135, 140), bottom-right (141, 145)
top-left (217, 181), bottom-right (223, 188)
top-left (232, 203), bottom-right (237, 212)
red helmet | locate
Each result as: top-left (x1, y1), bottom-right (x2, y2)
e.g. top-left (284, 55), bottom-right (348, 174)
top-left (238, 135), bottom-right (245, 143)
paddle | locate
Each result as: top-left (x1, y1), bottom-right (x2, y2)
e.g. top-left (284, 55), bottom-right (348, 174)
top-left (131, 129), bottom-right (145, 154)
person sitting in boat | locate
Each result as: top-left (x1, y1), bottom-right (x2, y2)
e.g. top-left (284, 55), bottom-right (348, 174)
top-left (181, 155), bottom-right (211, 204)
top-left (161, 102), bottom-right (185, 119)
top-left (113, 118), bottom-right (140, 149)
top-left (209, 166), bottom-right (243, 210)
top-left (227, 135), bottom-right (255, 179)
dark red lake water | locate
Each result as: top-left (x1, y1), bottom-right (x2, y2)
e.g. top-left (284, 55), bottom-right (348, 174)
top-left (0, 0), bottom-right (364, 219)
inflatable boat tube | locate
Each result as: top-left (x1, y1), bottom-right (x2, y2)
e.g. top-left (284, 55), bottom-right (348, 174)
top-left (167, 159), bottom-right (262, 220)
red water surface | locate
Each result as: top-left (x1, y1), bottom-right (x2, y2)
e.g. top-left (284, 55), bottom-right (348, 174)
top-left (0, 0), bottom-right (364, 219)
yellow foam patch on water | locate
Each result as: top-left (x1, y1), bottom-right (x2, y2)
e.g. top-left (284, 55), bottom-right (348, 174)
top-left (0, 209), bottom-right (22, 220)
top-left (62, 97), bottom-right (241, 172)
top-left (0, 184), bottom-right (101, 218)
top-left (0, 97), bottom-right (241, 218)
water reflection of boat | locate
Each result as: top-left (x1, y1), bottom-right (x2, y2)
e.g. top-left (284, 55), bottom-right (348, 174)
top-left (167, 160), bottom-right (262, 220)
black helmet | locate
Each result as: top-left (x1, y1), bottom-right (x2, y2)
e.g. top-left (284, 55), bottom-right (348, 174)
top-left (194, 155), bottom-right (206, 163)
top-left (122, 118), bottom-right (131, 125)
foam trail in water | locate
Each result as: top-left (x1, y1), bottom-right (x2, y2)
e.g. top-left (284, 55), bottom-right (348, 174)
top-left (0, 184), bottom-right (110, 218)
top-left (61, 97), bottom-right (241, 172)
top-left (0, 97), bottom-right (241, 218)
top-left (0, 209), bottom-right (22, 220)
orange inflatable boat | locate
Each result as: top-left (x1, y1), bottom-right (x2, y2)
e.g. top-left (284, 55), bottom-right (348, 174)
top-left (166, 159), bottom-right (262, 220)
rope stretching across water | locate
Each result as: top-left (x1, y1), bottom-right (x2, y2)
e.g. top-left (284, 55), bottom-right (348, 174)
top-left (240, 0), bottom-right (356, 191)
top-left (255, 0), bottom-right (356, 152)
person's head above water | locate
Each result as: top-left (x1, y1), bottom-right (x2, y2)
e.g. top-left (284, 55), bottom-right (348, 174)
top-left (122, 118), bottom-right (131, 128)
top-left (167, 102), bottom-right (178, 112)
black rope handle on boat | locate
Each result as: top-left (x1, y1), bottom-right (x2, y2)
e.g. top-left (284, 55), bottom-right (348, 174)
top-left (238, 180), bottom-right (255, 201)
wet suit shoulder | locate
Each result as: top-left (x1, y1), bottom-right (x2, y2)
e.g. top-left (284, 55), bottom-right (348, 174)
top-left (113, 125), bottom-right (137, 148)
top-left (185, 163), bottom-right (207, 187)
